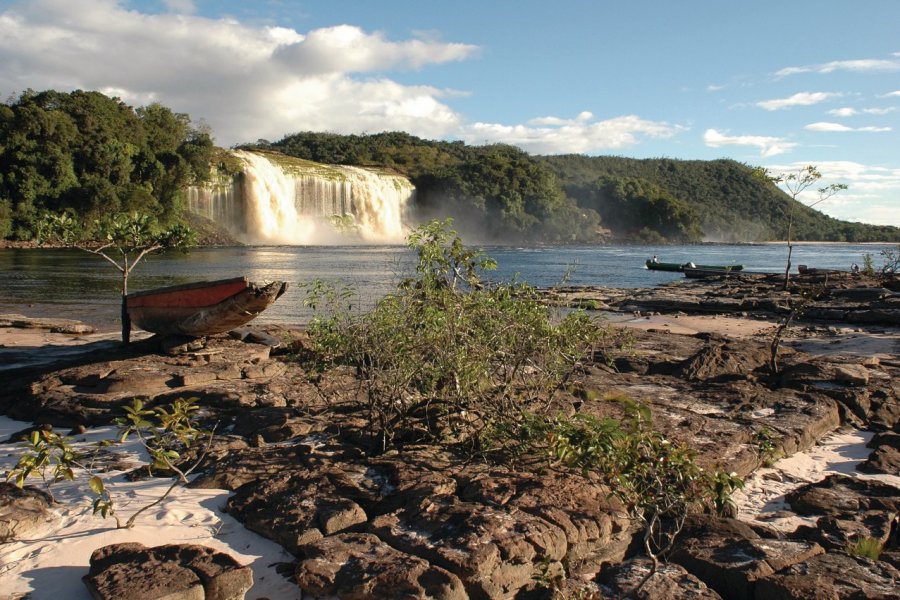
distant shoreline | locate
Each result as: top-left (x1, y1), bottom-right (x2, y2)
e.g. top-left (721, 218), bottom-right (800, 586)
top-left (2, 238), bottom-right (898, 250)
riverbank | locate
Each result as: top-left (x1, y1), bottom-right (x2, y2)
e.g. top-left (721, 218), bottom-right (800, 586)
top-left (0, 270), bottom-right (897, 599)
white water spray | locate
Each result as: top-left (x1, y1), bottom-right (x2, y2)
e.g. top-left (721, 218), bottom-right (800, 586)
top-left (186, 150), bottom-right (415, 245)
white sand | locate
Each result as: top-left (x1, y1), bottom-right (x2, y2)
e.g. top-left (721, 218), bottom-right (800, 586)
top-left (0, 415), bottom-right (300, 599)
top-left (734, 427), bottom-right (900, 532)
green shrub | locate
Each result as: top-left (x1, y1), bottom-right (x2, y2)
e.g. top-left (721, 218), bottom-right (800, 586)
top-left (303, 218), bottom-right (615, 451)
top-left (847, 536), bottom-right (883, 559)
top-left (496, 397), bottom-right (740, 562)
top-left (6, 397), bottom-right (213, 529)
top-left (5, 429), bottom-right (78, 502)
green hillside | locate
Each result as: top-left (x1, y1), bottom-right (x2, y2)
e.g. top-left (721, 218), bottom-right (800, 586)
top-left (0, 89), bottom-right (213, 240)
top-left (539, 155), bottom-right (900, 243)
top-left (260, 132), bottom-right (900, 243)
top-left (2, 89), bottom-right (898, 244)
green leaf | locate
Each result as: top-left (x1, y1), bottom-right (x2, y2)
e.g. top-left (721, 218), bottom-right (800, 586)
top-left (88, 475), bottom-right (105, 495)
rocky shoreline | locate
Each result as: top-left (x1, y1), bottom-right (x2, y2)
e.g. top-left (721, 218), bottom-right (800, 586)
top-left (0, 271), bottom-right (897, 599)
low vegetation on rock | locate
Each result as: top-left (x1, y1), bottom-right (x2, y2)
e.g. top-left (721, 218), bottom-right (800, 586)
top-left (300, 219), bottom-right (745, 589)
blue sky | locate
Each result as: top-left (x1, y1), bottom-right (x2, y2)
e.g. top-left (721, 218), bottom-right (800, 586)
top-left (1, 0), bottom-right (898, 226)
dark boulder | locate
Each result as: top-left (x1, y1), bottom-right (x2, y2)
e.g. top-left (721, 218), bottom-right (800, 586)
top-left (82, 542), bottom-right (252, 600)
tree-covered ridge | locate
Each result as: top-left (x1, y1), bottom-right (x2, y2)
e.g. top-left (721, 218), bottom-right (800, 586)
top-left (2, 89), bottom-right (898, 244)
top-left (0, 89), bottom-right (213, 239)
top-left (252, 133), bottom-right (600, 242)
top-left (540, 155), bottom-right (900, 243)
top-left (256, 132), bottom-right (900, 243)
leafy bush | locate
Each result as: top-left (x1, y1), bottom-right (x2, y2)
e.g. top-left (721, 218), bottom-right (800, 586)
top-left (5, 397), bottom-right (213, 529)
top-left (5, 429), bottom-right (78, 502)
top-left (504, 397), bottom-right (743, 582)
top-left (303, 218), bottom-right (615, 451)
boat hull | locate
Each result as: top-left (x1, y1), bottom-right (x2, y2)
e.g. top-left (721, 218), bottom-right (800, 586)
top-left (683, 268), bottom-right (745, 279)
top-left (646, 260), bottom-right (743, 272)
top-left (126, 278), bottom-right (288, 336)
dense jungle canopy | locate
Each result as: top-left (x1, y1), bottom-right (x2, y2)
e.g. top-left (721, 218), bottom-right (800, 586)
top-left (0, 90), bottom-right (213, 239)
top-left (2, 90), bottom-right (899, 243)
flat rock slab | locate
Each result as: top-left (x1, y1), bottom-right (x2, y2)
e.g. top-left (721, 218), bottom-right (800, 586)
top-left (2, 337), bottom-right (283, 425)
top-left (860, 432), bottom-right (900, 476)
top-left (0, 483), bottom-right (56, 543)
top-left (754, 552), bottom-right (900, 600)
top-left (457, 470), bottom-right (634, 574)
top-left (598, 558), bottom-right (723, 600)
top-left (370, 493), bottom-right (568, 600)
top-left (83, 542), bottom-right (252, 600)
top-left (0, 313), bottom-right (96, 334)
top-left (672, 534), bottom-right (824, 600)
top-left (786, 474), bottom-right (900, 516)
top-left (296, 532), bottom-right (467, 600)
top-left (226, 469), bottom-right (368, 553)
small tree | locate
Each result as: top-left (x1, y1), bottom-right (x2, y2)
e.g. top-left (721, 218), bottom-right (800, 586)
top-left (37, 211), bottom-right (195, 343)
top-left (758, 165), bottom-right (846, 288)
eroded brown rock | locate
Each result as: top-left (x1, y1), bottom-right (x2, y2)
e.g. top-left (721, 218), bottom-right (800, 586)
top-left (83, 542), bottom-right (252, 600)
top-left (370, 493), bottom-right (568, 600)
top-left (0, 483), bottom-right (56, 543)
top-left (598, 558), bottom-right (723, 600)
top-left (296, 532), bottom-right (467, 600)
top-left (754, 552), bottom-right (900, 600)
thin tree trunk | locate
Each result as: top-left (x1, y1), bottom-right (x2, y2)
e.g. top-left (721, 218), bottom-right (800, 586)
top-left (783, 211), bottom-right (794, 290)
top-left (121, 269), bottom-right (130, 345)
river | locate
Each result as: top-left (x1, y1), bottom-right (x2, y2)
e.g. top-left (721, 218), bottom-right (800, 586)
top-left (0, 243), bottom-right (893, 330)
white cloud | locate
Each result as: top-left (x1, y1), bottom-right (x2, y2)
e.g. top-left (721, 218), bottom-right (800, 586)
top-left (828, 106), bottom-right (897, 117)
top-left (884, 91), bottom-right (900, 97)
top-left (0, 0), bottom-right (478, 145)
top-left (776, 57), bottom-right (900, 77)
top-left (461, 114), bottom-right (680, 155)
top-left (805, 122), bottom-right (892, 133)
top-left (703, 129), bottom-right (796, 157)
top-left (757, 92), bottom-right (839, 111)
top-left (864, 107), bottom-right (897, 115)
top-left (763, 160), bottom-right (900, 225)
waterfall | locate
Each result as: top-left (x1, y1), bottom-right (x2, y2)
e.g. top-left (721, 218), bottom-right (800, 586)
top-left (186, 150), bottom-right (415, 245)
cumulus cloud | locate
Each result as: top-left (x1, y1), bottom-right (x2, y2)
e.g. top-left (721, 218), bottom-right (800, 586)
top-left (864, 107), bottom-right (897, 115)
top-left (703, 129), bottom-right (796, 157)
top-left (461, 114), bottom-right (680, 155)
top-left (756, 92), bottom-right (840, 111)
top-left (884, 91), bottom-right (900, 98)
top-left (805, 122), bottom-right (892, 133)
top-left (828, 107), bottom-right (857, 117)
top-left (762, 160), bottom-right (900, 225)
top-left (776, 56), bottom-right (900, 77)
top-left (0, 0), bottom-right (478, 145)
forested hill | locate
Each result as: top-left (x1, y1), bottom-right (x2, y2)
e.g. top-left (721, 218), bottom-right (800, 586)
top-left (0, 90), bottom-right (213, 240)
top-left (539, 155), bottom-right (900, 243)
top-left (257, 132), bottom-right (900, 243)
top-left (1, 87), bottom-right (898, 244)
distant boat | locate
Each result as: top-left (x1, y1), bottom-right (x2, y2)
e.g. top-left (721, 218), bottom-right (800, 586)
top-left (646, 260), bottom-right (744, 272)
top-left (683, 267), bottom-right (745, 279)
top-left (126, 277), bottom-right (288, 337)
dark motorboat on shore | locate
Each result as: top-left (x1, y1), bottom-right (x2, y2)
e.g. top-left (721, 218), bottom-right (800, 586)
top-left (683, 267), bottom-right (746, 279)
top-left (646, 259), bottom-right (744, 272)
top-left (126, 277), bottom-right (288, 337)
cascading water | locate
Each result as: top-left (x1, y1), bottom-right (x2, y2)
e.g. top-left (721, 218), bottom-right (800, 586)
top-left (186, 150), bottom-right (415, 245)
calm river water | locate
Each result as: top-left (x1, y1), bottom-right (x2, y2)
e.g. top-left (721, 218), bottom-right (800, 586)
top-left (0, 243), bottom-right (893, 330)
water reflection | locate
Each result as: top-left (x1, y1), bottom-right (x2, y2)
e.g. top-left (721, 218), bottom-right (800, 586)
top-left (0, 243), bottom-right (892, 330)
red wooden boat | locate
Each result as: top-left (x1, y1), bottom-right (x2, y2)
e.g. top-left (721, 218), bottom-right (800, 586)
top-left (125, 277), bottom-right (288, 336)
